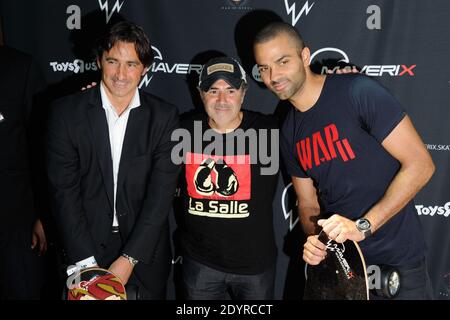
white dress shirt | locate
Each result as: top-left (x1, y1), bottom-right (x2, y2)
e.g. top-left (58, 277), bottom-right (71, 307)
top-left (100, 82), bottom-right (141, 227)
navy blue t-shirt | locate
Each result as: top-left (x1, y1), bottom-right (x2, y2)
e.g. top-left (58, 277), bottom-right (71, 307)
top-left (281, 74), bottom-right (426, 266)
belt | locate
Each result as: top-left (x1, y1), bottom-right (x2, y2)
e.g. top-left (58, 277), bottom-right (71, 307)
top-left (111, 226), bottom-right (120, 233)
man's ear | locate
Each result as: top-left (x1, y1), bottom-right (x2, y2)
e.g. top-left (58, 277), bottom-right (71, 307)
top-left (240, 94), bottom-right (246, 106)
top-left (240, 87), bottom-right (247, 103)
top-left (141, 67), bottom-right (148, 76)
top-left (96, 57), bottom-right (101, 69)
top-left (301, 47), bottom-right (311, 67)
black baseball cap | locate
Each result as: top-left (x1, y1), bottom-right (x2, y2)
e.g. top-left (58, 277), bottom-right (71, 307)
top-left (198, 57), bottom-right (247, 91)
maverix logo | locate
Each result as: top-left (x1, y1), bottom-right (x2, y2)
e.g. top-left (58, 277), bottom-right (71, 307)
top-left (252, 47), bottom-right (415, 82)
top-left (310, 47), bottom-right (416, 77)
top-left (296, 123), bottom-right (356, 171)
top-left (186, 153), bottom-right (251, 201)
top-left (324, 238), bottom-right (355, 280)
top-left (139, 46), bottom-right (202, 88)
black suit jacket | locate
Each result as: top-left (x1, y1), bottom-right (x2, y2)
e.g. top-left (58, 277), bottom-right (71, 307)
top-left (0, 46), bottom-right (44, 229)
top-left (47, 86), bottom-right (180, 291)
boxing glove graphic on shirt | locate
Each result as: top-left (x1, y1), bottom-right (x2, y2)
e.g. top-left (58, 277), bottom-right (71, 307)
top-left (193, 158), bottom-right (239, 197)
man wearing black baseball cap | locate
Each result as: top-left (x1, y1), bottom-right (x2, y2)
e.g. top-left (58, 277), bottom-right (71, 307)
top-left (197, 57), bottom-right (249, 134)
top-left (177, 56), bottom-right (279, 300)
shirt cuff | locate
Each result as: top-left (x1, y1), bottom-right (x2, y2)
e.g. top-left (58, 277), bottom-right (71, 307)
top-left (66, 256), bottom-right (98, 276)
top-left (76, 256), bottom-right (98, 269)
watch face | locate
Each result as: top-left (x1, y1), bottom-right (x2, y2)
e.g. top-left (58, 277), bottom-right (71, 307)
top-left (357, 219), bottom-right (370, 230)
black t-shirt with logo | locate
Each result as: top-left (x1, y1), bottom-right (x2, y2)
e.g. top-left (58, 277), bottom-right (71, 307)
top-left (280, 74), bottom-right (426, 266)
top-left (179, 110), bottom-right (279, 275)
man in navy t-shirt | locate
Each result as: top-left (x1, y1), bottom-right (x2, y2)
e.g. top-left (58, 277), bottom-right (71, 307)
top-left (254, 22), bottom-right (435, 299)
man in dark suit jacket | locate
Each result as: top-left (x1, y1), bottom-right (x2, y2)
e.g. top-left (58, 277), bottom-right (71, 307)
top-left (47, 21), bottom-right (180, 299)
top-left (0, 46), bottom-right (48, 299)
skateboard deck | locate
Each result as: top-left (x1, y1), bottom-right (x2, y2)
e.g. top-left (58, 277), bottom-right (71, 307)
top-left (67, 267), bottom-right (127, 300)
top-left (304, 230), bottom-right (369, 300)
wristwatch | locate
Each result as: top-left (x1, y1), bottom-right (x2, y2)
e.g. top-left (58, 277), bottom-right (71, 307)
top-left (122, 253), bottom-right (139, 266)
top-left (355, 218), bottom-right (372, 239)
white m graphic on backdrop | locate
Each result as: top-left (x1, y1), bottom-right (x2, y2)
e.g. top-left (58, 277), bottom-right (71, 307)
top-left (284, 0), bottom-right (315, 26)
top-left (98, 0), bottom-right (124, 23)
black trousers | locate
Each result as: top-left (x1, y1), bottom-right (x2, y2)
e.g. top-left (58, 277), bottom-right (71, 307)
top-left (99, 231), bottom-right (166, 300)
top-left (0, 224), bottom-right (45, 300)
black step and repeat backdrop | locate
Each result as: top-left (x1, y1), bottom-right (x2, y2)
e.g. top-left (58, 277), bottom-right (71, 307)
top-left (1, 0), bottom-right (449, 299)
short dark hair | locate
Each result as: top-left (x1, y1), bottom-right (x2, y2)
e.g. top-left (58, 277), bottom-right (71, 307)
top-left (96, 21), bottom-right (153, 67)
top-left (254, 22), bottom-right (305, 53)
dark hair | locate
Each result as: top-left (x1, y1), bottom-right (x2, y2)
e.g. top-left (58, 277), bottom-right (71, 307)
top-left (96, 21), bottom-right (153, 67)
top-left (254, 22), bottom-right (305, 53)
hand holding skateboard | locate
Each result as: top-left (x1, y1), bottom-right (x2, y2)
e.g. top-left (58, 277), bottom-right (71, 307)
top-left (67, 267), bottom-right (127, 300)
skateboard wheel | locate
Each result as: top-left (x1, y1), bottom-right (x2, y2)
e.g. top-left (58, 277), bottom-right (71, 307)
top-left (375, 265), bottom-right (401, 299)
